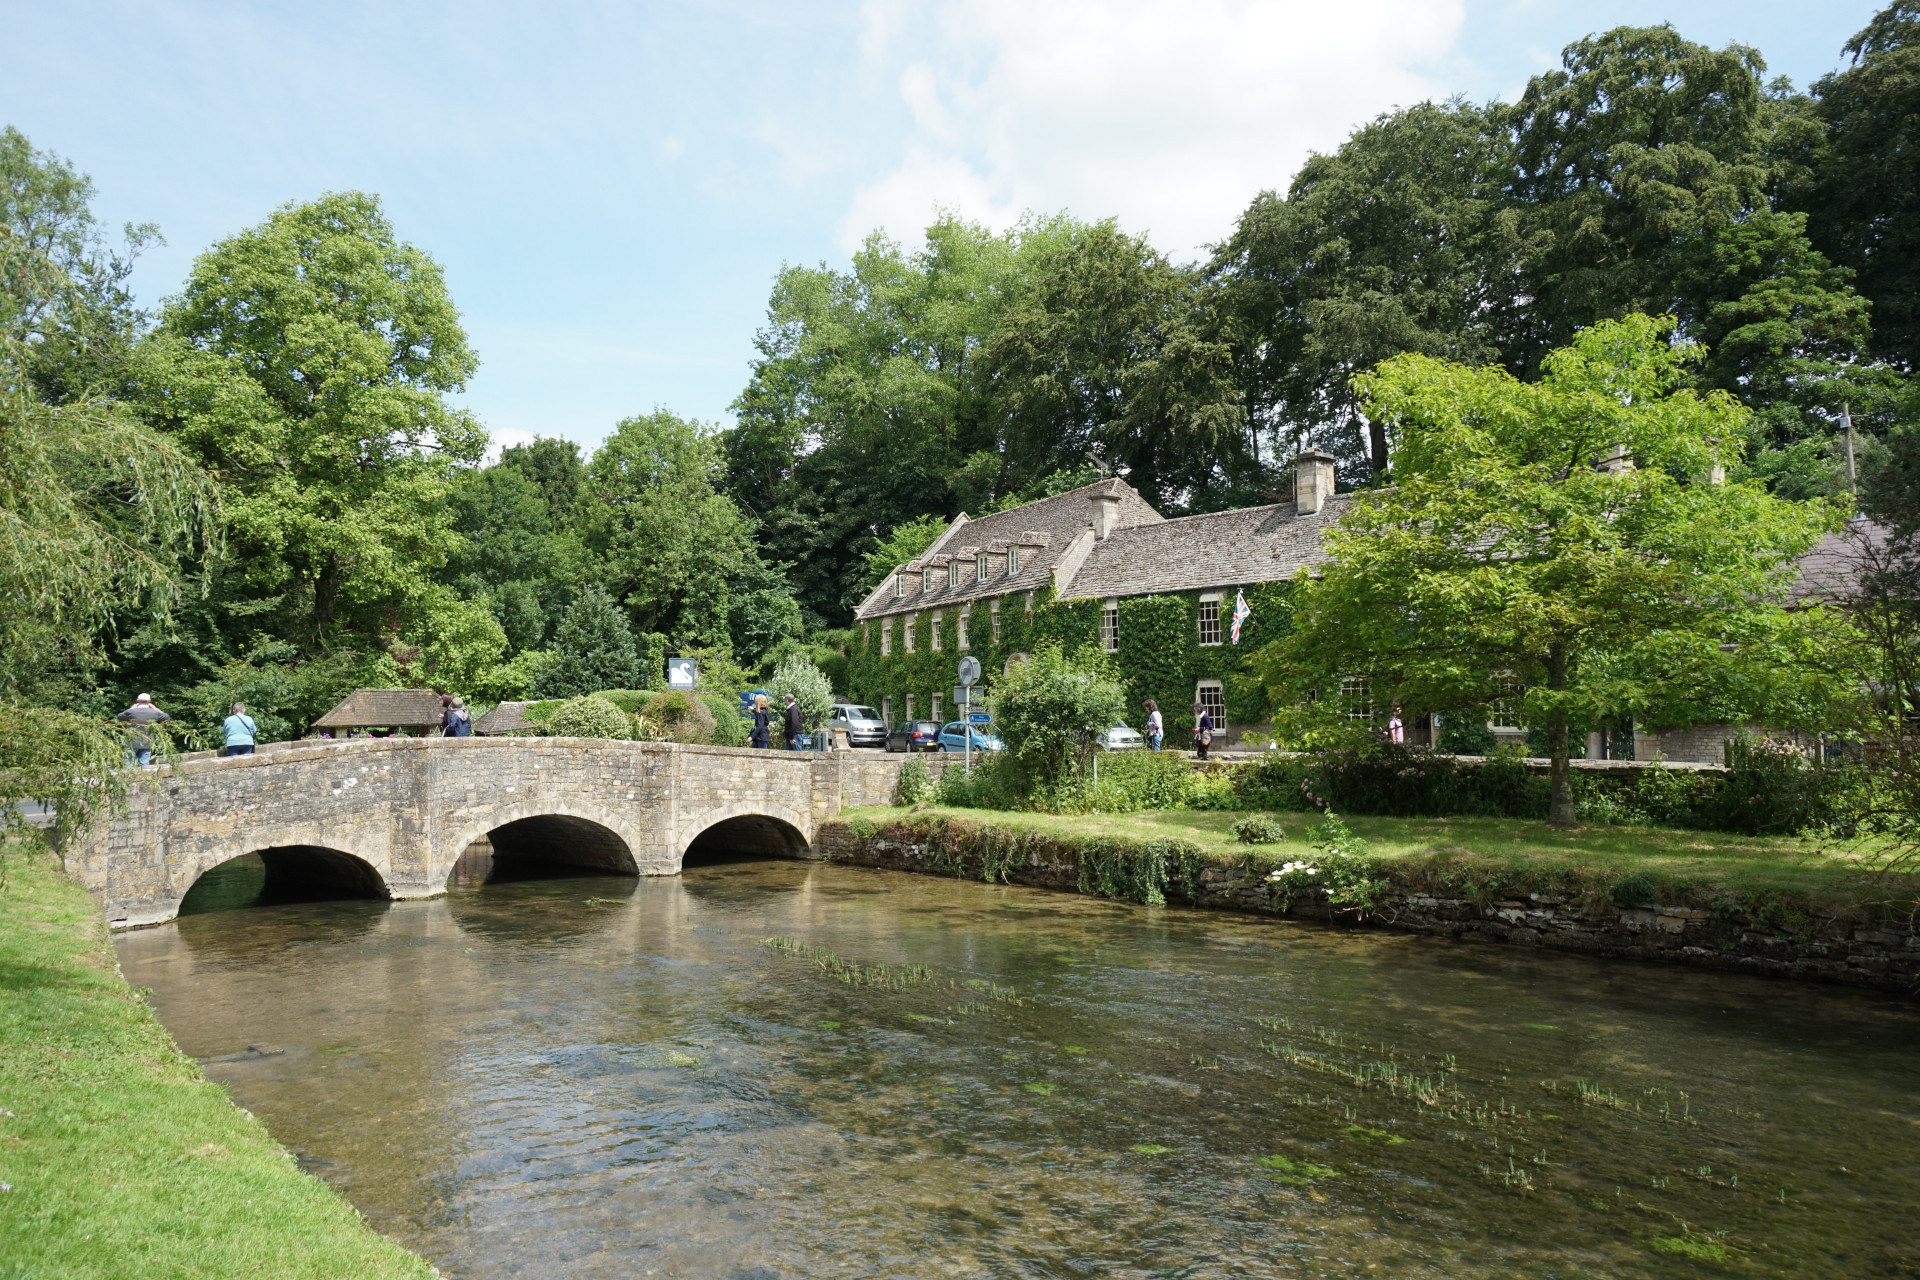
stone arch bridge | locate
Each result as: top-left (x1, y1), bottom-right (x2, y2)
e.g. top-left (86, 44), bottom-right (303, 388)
top-left (67, 737), bottom-right (925, 929)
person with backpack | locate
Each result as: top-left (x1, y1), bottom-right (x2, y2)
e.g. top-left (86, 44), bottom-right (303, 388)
top-left (1191, 701), bottom-right (1214, 761)
top-left (222, 702), bottom-right (257, 756)
top-left (116, 693), bottom-right (171, 766)
top-left (443, 697), bottom-right (472, 738)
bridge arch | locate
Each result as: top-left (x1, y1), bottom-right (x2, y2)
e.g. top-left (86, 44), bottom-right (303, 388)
top-left (443, 799), bottom-right (643, 882)
top-left (676, 801), bottom-right (813, 869)
top-left (178, 843), bottom-right (391, 914)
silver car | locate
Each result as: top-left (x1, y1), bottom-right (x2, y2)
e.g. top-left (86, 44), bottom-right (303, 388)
top-left (829, 703), bottom-right (888, 749)
top-left (1095, 723), bottom-right (1144, 751)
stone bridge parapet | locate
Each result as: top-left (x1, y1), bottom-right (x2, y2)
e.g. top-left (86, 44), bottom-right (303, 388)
top-left (67, 738), bottom-right (931, 928)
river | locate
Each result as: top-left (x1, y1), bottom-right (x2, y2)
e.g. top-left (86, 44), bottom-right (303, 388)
top-left (115, 852), bottom-right (1920, 1278)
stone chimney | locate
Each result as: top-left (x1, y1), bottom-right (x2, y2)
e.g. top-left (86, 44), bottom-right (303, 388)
top-left (1089, 489), bottom-right (1122, 541)
top-left (1293, 449), bottom-right (1336, 517)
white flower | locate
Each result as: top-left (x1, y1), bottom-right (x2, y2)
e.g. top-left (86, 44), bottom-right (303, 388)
top-left (1266, 861), bottom-right (1319, 881)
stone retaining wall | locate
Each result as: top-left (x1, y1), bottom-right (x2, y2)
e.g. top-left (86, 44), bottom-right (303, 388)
top-left (813, 819), bottom-right (1920, 995)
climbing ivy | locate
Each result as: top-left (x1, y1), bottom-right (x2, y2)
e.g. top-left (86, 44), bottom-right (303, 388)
top-left (850, 579), bottom-right (1295, 744)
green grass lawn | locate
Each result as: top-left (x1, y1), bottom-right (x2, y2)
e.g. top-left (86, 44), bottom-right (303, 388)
top-left (0, 848), bottom-right (434, 1280)
top-left (841, 805), bottom-right (1917, 909)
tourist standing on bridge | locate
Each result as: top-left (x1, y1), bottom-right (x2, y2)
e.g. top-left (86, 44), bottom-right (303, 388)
top-left (116, 694), bottom-right (171, 766)
top-left (750, 694), bottom-right (771, 749)
top-left (443, 698), bottom-right (471, 738)
top-left (783, 693), bottom-right (802, 750)
top-left (222, 703), bottom-right (257, 756)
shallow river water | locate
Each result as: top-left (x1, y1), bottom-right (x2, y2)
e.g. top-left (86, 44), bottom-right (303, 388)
top-left (116, 854), bottom-right (1920, 1279)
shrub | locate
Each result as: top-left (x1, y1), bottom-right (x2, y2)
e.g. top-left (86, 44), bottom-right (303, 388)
top-left (593, 688), bottom-right (653, 714)
top-left (896, 756), bottom-right (933, 805)
top-left (766, 653), bottom-right (835, 735)
top-left (1233, 814), bottom-right (1286, 844)
top-left (1185, 770), bottom-right (1245, 811)
top-left (1263, 810), bottom-right (1388, 917)
top-left (647, 690), bottom-right (717, 744)
top-left (1711, 737), bottom-right (1841, 836)
top-left (534, 586), bottom-right (640, 697)
top-left (993, 644), bottom-right (1126, 787)
top-left (700, 693), bottom-right (749, 747)
top-left (1087, 751), bottom-right (1193, 810)
top-left (935, 754), bottom-right (1025, 809)
top-left (543, 694), bottom-right (634, 740)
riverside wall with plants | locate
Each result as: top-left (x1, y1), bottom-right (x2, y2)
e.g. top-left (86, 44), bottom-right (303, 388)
top-left (814, 813), bottom-right (1920, 994)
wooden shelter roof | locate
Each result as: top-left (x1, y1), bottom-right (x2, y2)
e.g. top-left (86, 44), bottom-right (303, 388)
top-left (311, 688), bottom-right (446, 730)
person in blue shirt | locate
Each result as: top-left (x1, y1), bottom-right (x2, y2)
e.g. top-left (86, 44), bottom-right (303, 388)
top-left (222, 702), bottom-right (257, 756)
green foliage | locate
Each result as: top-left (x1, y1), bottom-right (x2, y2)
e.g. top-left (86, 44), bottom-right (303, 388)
top-left (640, 689), bottom-right (717, 744)
top-left (1233, 814), bottom-right (1286, 844)
top-left (992, 644), bottom-right (1125, 787)
top-left (896, 756), bottom-right (933, 805)
top-left (860, 515), bottom-right (947, 591)
top-left (701, 693), bottom-right (749, 747)
top-left (1264, 316), bottom-right (1847, 823)
top-left (1265, 811), bottom-right (1390, 918)
top-left (535, 585), bottom-right (639, 697)
top-left (134, 191), bottom-right (483, 651)
top-left (766, 652), bottom-right (834, 732)
top-left (542, 695), bottom-right (634, 740)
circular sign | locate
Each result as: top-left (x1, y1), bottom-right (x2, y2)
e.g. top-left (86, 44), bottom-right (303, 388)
top-left (957, 656), bottom-right (982, 687)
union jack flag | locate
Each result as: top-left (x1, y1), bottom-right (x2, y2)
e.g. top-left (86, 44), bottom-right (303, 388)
top-left (1230, 589), bottom-right (1251, 645)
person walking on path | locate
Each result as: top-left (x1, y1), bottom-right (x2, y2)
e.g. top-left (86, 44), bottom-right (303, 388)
top-left (443, 697), bottom-right (471, 738)
top-left (1191, 701), bottom-right (1214, 761)
top-left (116, 694), bottom-right (171, 766)
top-left (1143, 699), bottom-right (1163, 751)
top-left (783, 693), bottom-right (803, 750)
top-left (750, 694), bottom-right (772, 749)
top-left (1386, 707), bottom-right (1405, 745)
top-left (222, 703), bottom-right (258, 756)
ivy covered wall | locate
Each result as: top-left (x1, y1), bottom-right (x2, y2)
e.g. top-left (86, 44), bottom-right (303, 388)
top-left (848, 579), bottom-right (1294, 742)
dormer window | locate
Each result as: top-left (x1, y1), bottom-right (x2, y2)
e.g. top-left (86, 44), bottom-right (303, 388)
top-left (977, 555), bottom-right (989, 583)
top-left (923, 569), bottom-right (935, 593)
top-left (949, 561), bottom-right (960, 588)
top-left (1009, 546), bottom-right (1021, 575)
top-left (895, 574), bottom-right (905, 599)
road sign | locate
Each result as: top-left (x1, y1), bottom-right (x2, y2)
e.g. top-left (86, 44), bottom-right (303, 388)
top-left (957, 656), bottom-right (981, 687)
top-left (969, 712), bottom-right (992, 724)
top-left (667, 657), bottom-right (698, 689)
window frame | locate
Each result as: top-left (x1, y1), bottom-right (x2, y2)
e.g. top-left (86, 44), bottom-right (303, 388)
top-left (949, 561), bottom-right (961, 588)
top-left (932, 691), bottom-right (942, 722)
top-left (1340, 674), bottom-right (1373, 722)
top-left (904, 613), bottom-right (916, 654)
top-left (931, 609), bottom-right (943, 653)
top-left (882, 695), bottom-right (892, 725)
top-left (1009, 545), bottom-right (1021, 575)
top-left (978, 555), bottom-right (990, 583)
top-left (957, 604), bottom-right (969, 651)
top-left (880, 617), bottom-right (891, 657)
top-left (1197, 593), bottom-right (1222, 647)
top-left (1100, 597), bottom-right (1119, 652)
top-left (989, 599), bottom-right (1002, 644)
top-left (1195, 679), bottom-right (1226, 733)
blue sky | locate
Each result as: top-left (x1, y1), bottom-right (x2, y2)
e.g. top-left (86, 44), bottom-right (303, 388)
top-left (2, 1), bottom-right (1885, 456)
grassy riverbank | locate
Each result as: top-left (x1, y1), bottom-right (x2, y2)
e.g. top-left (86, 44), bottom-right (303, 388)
top-left (0, 848), bottom-right (434, 1279)
top-left (839, 806), bottom-right (1917, 913)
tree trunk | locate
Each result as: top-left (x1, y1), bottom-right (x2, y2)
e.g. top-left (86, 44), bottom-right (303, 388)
top-left (1546, 644), bottom-right (1574, 826)
top-left (1368, 418), bottom-right (1390, 481)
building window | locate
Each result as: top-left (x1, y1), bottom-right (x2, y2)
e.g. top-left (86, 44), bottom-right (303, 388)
top-left (957, 605), bottom-right (969, 651)
top-left (880, 619), bottom-right (891, 656)
top-left (923, 569), bottom-right (935, 593)
top-left (895, 574), bottom-right (905, 599)
top-left (882, 695), bottom-right (893, 725)
top-left (904, 614), bottom-right (916, 654)
top-left (949, 561), bottom-right (961, 588)
top-left (932, 692), bottom-right (942, 721)
top-left (1025, 591), bottom-right (1034, 619)
top-left (1100, 598), bottom-right (1119, 652)
top-left (1196, 680), bottom-right (1226, 733)
top-left (1340, 675), bottom-right (1373, 722)
top-left (906, 694), bottom-right (914, 721)
top-left (990, 599), bottom-right (1002, 644)
top-left (931, 610), bottom-right (943, 652)
top-left (978, 555), bottom-right (990, 582)
top-left (1489, 676), bottom-right (1523, 729)
top-left (1198, 595), bottom-right (1222, 646)
top-left (1009, 545), bottom-right (1021, 575)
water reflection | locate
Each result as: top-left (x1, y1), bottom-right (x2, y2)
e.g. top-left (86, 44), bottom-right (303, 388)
top-left (119, 857), bottom-right (1920, 1279)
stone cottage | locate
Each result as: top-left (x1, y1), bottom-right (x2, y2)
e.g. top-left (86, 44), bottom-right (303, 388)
top-left (847, 451), bottom-right (1868, 764)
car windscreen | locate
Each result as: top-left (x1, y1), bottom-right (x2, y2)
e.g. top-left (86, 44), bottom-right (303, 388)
top-left (844, 707), bottom-right (880, 720)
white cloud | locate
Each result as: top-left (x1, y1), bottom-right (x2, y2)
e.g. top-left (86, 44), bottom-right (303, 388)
top-left (842, 0), bottom-right (1467, 258)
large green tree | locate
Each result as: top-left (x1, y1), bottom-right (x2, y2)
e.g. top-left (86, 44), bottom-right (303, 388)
top-left (129, 192), bottom-right (486, 658)
top-left (1804, 3), bottom-right (1920, 370)
top-left (1258, 316), bottom-right (1845, 824)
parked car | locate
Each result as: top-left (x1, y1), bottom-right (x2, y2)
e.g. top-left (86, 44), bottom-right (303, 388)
top-left (938, 721), bottom-right (1005, 753)
top-left (885, 720), bottom-right (944, 752)
top-left (828, 703), bottom-right (888, 749)
top-left (1095, 723), bottom-right (1144, 751)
